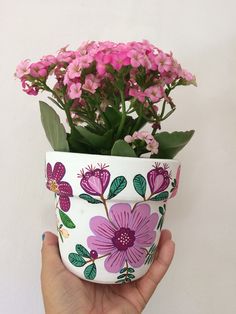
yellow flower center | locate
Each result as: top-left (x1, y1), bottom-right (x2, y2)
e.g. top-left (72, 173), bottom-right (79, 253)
top-left (49, 180), bottom-right (59, 193)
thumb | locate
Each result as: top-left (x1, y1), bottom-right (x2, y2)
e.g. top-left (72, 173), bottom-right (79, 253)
top-left (41, 231), bottom-right (65, 273)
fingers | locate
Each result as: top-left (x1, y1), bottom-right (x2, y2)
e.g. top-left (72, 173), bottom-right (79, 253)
top-left (136, 230), bottom-right (175, 304)
top-left (41, 231), bottom-right (65, 273)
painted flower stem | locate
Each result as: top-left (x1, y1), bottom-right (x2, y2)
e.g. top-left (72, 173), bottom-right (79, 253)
top-left (100, 195), bottom-right (111, 221)
top-left (85, 253), bottom-right (111, 264)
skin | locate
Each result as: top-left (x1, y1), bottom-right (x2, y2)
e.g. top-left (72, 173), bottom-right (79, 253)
top-left (41, 230), bottom-right (175, 314)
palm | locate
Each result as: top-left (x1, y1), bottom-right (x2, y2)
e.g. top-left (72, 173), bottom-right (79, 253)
top-left (41, 230), bottom-right (174, 314)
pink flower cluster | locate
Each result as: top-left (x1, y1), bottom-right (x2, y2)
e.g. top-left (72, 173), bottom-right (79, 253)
top-left (124, 131), bottom-right (159, 155)
top-left (15, 40), bottom-right (196, 104)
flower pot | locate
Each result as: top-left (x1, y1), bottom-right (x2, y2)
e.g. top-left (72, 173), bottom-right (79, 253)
top-left (45, 151), bottom-right (180, 284)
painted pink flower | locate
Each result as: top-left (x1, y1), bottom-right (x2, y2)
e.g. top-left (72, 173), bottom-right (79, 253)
top-left (68, 82), bottom-right (82, 99)
top-left (144, 85), bottom-right (164, 103)
top-left (170, 165), bottom-right (181, 198)
top-left (46, 162), bottom-right (73, 212)
top-left (147, 163), bottom-right (171, 195)
top-left (15, 59), bottom-right (30, 78)
top-left (78, 164), bottom-right (110, 196)
top-left (30, 62), bottom-right (48, 78)
top-left (87, 203), bottom-right (158, 273)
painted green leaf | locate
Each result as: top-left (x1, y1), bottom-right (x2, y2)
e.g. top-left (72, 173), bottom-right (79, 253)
top-left (157, 216), bottom-right (164, 230)
top-left (117, 273), bottom-right (127, 279)
top-left (84, 263), bottom-right (97, 280)
top-left (115, 279), bottom-right (126, 284)
top-left (119, 267), bottom-right (127, 273)
top-left (59, 210), bottom-right (76, 229)
top-left (150, 191), bottom-right (169, 201)
top-left (75, 244), bottom-right (90, 258)
top-left (68, 253), bottom-right (86, 267)
top-left (127, 267), bottom-right (135, 273)
top-left (39, 101), bottom-right (69, 151)
top-left (108, 176), bottom-right (127, 199)
top-left (111, 140), bottom-right (137, 157)
top-left (79, 194), bottom-right (103, 204)
top-left (152, 130), bottom-right (195, 159)
top-left (127, 273), bottom-right (135, 279)
top-left (159, 206), bottom-right (165, 215)
top-left (133, 174), bottom-right (146, 198)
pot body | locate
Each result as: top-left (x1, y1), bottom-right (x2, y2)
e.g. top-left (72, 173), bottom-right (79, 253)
top-left (45, 152), bottom-right (180, 284)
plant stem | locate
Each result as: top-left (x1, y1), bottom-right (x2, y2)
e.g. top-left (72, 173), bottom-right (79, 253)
top-left (116, 89), bottom-right (126, 139)
top-left (100, 195), bottom-right (110, 221)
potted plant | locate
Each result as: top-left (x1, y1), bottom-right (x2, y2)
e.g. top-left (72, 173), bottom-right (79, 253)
top-left (15, 40), bottom-right (196, 284)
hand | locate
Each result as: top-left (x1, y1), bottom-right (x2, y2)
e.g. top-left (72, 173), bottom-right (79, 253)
top-left (41, 230), bottom-right (175, 314)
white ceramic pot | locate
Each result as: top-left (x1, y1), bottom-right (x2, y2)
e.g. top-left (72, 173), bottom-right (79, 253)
top-left (45, 151), bottom-right (180, 284)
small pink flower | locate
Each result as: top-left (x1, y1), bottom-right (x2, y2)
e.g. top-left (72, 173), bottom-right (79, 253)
top-left (15, 60), bottom-right (30, 78)
top-left (78, 164), bottom-right (110, 196)
top-left (30, 62), bottom-right (48, 78)
top-left (144, 85), bottom-right (164, 102)
top-left (124, 135), bottom-right (133, 143)
top-left (67, 59), bottom-right (81, 79)
top-left (155, 52), bottom-right (173, 73)
top-left (129, 87), bottom-right (145, 103)
top-left (127, 50), bottom-right (144, 68)
top-left (147, 163), bottom-right (171, 195)
top-left (87, 202), bottom-right (158, 273)
top-left (82, 74), bottom-right (100, 94)
top-left (146, 139), bottom-right (159, 155)
top-left (78, 54), bottom-right (93, 68)
top-left (41, 55), bottom-right (57, 66)
top-left (68, 82), bottom-right (82, 99)
top-left (181, 69), bottom-right (197, 86)
top-left (111, 52), bottom-right (130, 71)
top-left (21, 78), bottom-right (39, 95)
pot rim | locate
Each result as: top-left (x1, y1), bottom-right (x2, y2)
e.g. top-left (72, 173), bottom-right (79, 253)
top-left (46, 151), bottom-right (180, 165)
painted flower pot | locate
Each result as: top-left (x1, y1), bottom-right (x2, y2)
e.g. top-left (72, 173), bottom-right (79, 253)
top-left (45, 152), bottom-right (180, 284)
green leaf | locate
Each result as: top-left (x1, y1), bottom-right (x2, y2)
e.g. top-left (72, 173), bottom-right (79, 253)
top-left (68, 253), bottom-right (86, 267)
top-left (108, 176), bottom-right (127, 199)
top-left (120, 267), bottom-right (127, 273)
top-left (59, 210), bottom-right (76, 229)
top-left (111, 140), bottom-right (137, 157)
top-left (39, 101), bottom-right (69, 151)
top-left (133, 174), bottom-right (146, 198)
top-left (84, 263), bottom-right (97, 280)
top-left (79, 194), bottom-right (103, 204)
top-left (150, 191), bottom-right (169, 201)
top-left (115, 279), bottom-right (126, 284)
top-left (76, 244), bottom-right (90, 258)
top-left (127, 273), bottom-right (135, 279)
top-left (153, 130), bottom-right (195, 159)
top-left (127, 268), bottom-right (135, 273)
top-left (75, 126), bottom-right (113, 149)
top-left (103, 107), bottom-right (121, 127)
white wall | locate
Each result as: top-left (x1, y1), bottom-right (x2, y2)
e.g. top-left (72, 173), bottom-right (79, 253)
top-left (0, 0), bottom-right (236, 313)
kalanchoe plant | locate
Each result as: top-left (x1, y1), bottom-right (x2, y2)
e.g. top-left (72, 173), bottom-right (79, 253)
top-left (15, 40), bottom-right (196, 158)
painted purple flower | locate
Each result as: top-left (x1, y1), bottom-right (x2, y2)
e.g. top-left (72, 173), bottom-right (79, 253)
top-left (46, 162), bottom-right (73, 212)
top-left (147, 163), bottom-right (171, 195)
top-left (78, 164), bottom-right (110, 196)
top-left (87, 203), bottom-right (158, 273)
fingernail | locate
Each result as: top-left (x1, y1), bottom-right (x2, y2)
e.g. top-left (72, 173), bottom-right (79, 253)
top-left (42, 233), bottom-right (45, 241)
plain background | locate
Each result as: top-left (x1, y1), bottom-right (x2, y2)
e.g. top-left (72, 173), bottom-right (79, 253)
top-left (0, 0), bottom-right (236, 313)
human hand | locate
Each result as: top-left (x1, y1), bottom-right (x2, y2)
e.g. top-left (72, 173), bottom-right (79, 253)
top-left (41, 230), bottom-right (175, 314)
